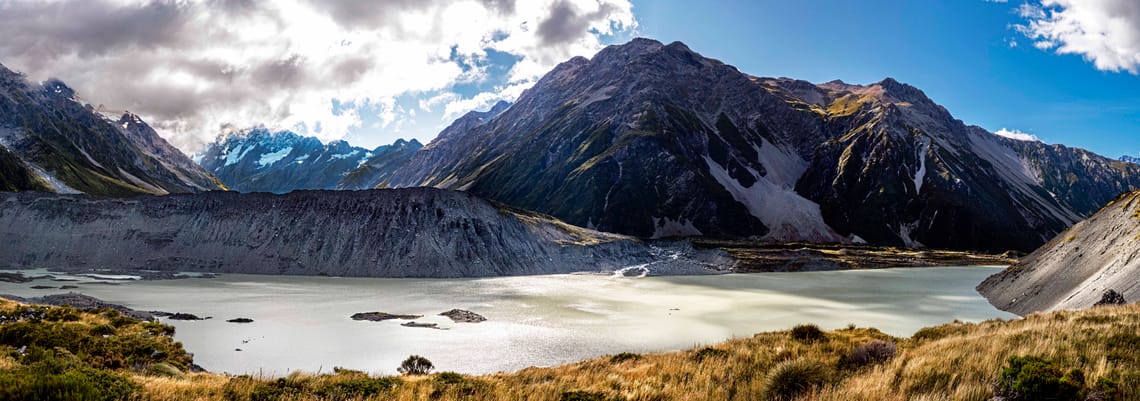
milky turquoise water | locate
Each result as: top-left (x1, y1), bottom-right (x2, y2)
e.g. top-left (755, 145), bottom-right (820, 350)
top-left (0, 267), bottom-right (1015, 375)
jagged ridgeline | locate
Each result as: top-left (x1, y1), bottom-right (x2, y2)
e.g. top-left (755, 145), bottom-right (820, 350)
top-left (197, 129), bottom-right (423, 194)
top-left (382, 38), bottom-right (1140, 252)
top-left (0, 63), bottom-right (224, 196)
top-left (0, 188), bottom-right (721, 277)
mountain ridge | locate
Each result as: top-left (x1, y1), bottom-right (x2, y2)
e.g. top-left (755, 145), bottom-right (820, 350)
top-left (380, 38), bottom-right (1140, 252)
top-left (0, 62), bottom-right (224, 196)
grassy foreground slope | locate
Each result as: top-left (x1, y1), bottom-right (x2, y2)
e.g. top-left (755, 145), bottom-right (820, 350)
top-left (1, 298), bottom-right (1136, 401)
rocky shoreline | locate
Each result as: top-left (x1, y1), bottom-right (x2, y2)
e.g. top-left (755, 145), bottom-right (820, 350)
top-left (695, 240), bottom-right (1018, 272)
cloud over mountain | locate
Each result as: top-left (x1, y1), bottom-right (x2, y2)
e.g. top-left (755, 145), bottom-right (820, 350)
top-left (0, 0), bottom-right (636, 152)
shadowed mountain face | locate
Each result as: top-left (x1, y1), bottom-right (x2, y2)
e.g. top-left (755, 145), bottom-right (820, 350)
top-left (382, 38), bottom-right (1140, 252)
top-left (0, 188), bottom-right (722, 278)
top-left (979, 191), bottom-right (1140, 315)
top-left (0, 63), bottom-right (224, 196)
top-left (197, 129), bottom-right (421, 194)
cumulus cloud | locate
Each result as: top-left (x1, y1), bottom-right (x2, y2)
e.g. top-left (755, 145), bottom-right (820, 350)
top-left (994, 128), bottom-right (1041, 142)
top-left (1015, 0), bottom-right (1140, 74)
top-left (0, 0), bottom-right (636, 152)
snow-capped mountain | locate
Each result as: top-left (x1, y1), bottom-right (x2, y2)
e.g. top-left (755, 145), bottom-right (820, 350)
top-left (197, 129), bottom-right (421, 193)
top-left (384, 38), bottom-right (1140, 252)
top-left (0, 62), bottom-right (224, 195)
top-left (1121, 155), bottom-right (1140, 165)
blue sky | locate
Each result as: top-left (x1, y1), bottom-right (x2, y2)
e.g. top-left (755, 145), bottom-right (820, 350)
top-left (1, 0), bottom-right (1136, 158)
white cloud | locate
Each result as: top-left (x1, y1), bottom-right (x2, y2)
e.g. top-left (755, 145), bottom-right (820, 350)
top-left (994, 128), bottom-right (1041, 142)
top-left (1015, 0), bottom-right (1140, 74)
top-left (0, 0), bottom-right (636, 152)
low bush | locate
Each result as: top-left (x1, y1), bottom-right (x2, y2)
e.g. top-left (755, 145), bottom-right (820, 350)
top-left (762, 359), bottom-right (831, 401)
top-left (0, 348), bottom-right (138, 401)
top-left (609, 352), bottom-right (641, 364)
top-left (844, 340), bottom-right (896, 369)
top-left (994, 356), bottom-right (1085, 401)
top-left (560, 390), bottom-right (622, 401)
top-left (397, 355), bottom-right (434, 375)
top-left (790, 324), bottom-right (826, 343)
top-left (691, 347), bottom-right (729, 362)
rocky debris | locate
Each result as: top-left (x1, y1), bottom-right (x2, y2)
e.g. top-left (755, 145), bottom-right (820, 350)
top-left (227, 318), bottom-right (254, 323)
top-left (0, 272), bottom-right (34, 283)
top-left (59, 285), bottom-right (78, 289)
top-left (703, 240), bottom-right (1017, 272)
top-left (155, 312), bottom-right (207, 321)
top-left (400, 321), bottom-right (445, 330)
top-left (1094, 290), bottom-right (1127, 307)
top-left (29, 285), bottom-right (55, 289)
top-left (980, 191), bottom-right (1140, 315)
top-left (439, 309), bottom-right (486, 323)
top-left (0, 292), bottom-right (155, 320)
top-left (351, 312), bottom-right (422, 322)
top-left (0, 189), bottom-right (725, 278)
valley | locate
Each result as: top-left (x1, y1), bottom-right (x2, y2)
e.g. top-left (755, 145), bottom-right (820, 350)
top-left (0, 4), bottom-right (1137, 398)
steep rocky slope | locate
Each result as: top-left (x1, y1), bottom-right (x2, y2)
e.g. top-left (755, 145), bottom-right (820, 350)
top-left (0, 189), bottom-right (721, 277)
top-left (978, 191), bottom-right (1140, 315)
top-left (384, 38), bottom-right (1140, 252)
top-left (337, 138), bottom-right (423, 190)
top-left (0, 63), bottom-right (224, 195)
top-left (197, 129), bottom-right (421, 193)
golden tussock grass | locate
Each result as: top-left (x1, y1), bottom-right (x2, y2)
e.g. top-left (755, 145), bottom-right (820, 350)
top-left (134, 303), bottom-right (1139, 401)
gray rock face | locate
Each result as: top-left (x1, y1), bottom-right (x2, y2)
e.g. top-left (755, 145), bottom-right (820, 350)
top-left (0, 188), bottom-right (717, 277)
top-left (978, 191), bottom-right (1140, 315)
top-left (382, 38), bottom-right (1140, 252)
top-left (0, 63), bottom-right (224, 196)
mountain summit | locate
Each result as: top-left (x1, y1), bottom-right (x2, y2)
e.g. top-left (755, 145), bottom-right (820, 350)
top-left (197, 130), bottom-right (422, 193)
top-left (0, 63), bottom-right (224, 195)
top-left (384, 38), bottom-right (1140, 252)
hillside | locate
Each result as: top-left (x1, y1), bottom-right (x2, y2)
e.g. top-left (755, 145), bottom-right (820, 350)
top-left (979, 190), bottom-right (1140, 315)
top-left (0, 188), bottom-right (719, 278)
top-left (0, 63), bottom-right (224, 196)
top-left (2, 298), bottom-right (1136, 401)
top-left (383, 38), bottom-right (1140, 252)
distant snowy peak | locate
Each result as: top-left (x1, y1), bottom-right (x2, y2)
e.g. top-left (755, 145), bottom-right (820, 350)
top-left (198, 130), bottom-right (419, 194)
top-left (1121, 155), bottom-right (1140, 165)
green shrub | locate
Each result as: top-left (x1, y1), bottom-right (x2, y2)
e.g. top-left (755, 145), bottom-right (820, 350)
top-left (560, 390), bottom-right (621, 401)
top-left (145, 362), bottom-right (186, 379)
top-left (435, 371), bottom-right (467, 385)
top-left (691, 347), bottom-right (729, 362)
top-left (314, 376), bottom-right (401, 400)
top-left (397, 355), bottom-right (434, 375)
top-left (994, 356), bottom-right (1084, 401)
top-left (912, 324), bottom-right (969, 341)
top-left (762, 359), bottom-right (831, 401)
top-left (790, 324), bottom-right (826, 343)
top-left (609, 352), bottom-right (642, 364)
top-left (0, 348), bottom-right (138, 401)
top-left (43, 306), bottom-right (81, 322)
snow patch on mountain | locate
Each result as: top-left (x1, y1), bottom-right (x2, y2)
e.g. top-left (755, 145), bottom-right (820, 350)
top-left (703, 156), bottom-right (845, 242)
top-left (257, 146), bottom-right (292, 167)
top-left (913, 137), bottom-right (929, 194)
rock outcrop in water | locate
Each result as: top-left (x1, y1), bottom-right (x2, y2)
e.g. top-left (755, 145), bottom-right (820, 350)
top-left (0, 188), bottom-right (719, 277)
top-left (978, 191), bottom-right (1140, 315)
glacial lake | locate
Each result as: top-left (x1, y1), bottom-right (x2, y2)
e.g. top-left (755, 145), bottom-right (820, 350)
top-left (0, 267), bottom-right (1016, 376)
